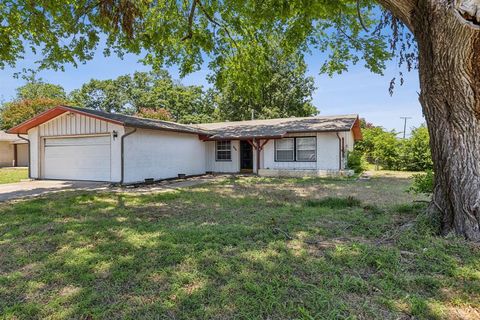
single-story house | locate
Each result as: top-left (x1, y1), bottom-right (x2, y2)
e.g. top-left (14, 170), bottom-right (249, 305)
top-left (0, 131), bottom-right (29, 167)
top-left (7, 105), bottom-right (362, 184)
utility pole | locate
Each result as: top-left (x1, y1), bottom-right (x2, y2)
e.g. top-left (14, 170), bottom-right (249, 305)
top-left (400, 117), bottom-right (412, 139)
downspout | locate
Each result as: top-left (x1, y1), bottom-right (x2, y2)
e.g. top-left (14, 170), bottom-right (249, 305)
top-left (336, 132), bottom-right (342, 171)
top-left (120, 128), bottom-right (137, 185)
top-left (255, 138), bottom-right (261, 175)
top-left (17, 134), bottom-right (31, 179)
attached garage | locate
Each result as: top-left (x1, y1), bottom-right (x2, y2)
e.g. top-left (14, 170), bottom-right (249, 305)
top-left (7, 105), bottom-right (209, 183)
top-left (43, 135), bottom-right (111, 181)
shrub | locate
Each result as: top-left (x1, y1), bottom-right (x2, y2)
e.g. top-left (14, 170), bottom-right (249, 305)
top-left (347, 150), bottom-right (368, 173)
top-left (408, 170), bottom-right (434, 194)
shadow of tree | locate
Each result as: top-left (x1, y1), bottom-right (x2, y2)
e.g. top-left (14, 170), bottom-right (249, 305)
top-left (0, 177), bottom-right (478, 319)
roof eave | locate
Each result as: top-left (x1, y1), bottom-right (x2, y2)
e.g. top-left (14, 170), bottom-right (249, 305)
top-left (6, 106), bottom-right (125, 134)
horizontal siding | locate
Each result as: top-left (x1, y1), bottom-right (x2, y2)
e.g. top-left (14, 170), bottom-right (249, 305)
top-left (39, 113), bottom-right (111, 137)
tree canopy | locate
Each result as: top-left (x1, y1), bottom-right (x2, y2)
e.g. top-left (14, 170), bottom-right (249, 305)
top-left (70, 70), bottom-right (218, 123)
top-left (0, 1), bottom-right (410, 87)
top-left (0, 79), bottom-right (68, 130)
top-left (213, 45), bottom-right (318, 120)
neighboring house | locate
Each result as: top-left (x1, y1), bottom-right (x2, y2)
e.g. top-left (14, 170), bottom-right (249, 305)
top-left (0, 131), bottom-right (29, 167)
top-left (7, 106), bottom-right (362, 183)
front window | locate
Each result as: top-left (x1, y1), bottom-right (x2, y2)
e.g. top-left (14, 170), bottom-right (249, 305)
top-left (275, 137), bottom-right (316, 162)
top-left (275, 138), bottom-right (295, 161)
top-left (296, 137), bottom-right (317, 161)
top-left (216, 140), bottom-right (232, 161)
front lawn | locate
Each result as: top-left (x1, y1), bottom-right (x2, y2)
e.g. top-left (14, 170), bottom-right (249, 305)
top-left (0, 168), bottom-right (28, 184)
top-left (0, 174), bottom-right (479, 319)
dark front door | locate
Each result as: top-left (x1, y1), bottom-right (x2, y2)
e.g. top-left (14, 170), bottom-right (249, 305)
top-left (240, 140), bottom-right (253, 170)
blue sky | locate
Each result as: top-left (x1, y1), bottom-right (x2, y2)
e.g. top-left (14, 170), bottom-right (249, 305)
top-left (0, 45), bottom-right (424, 135)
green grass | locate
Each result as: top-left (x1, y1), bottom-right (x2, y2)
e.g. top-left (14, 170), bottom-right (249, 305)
top-left (0, 168), bottom-right (28, 184)
top-left (0, 176), bottom-right (479, 319)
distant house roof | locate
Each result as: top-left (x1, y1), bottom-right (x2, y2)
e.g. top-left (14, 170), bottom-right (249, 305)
top-left (195, 115), bottom-right (362, 140)
top-left (7, 106), bottom-right (210, 135)
top-left (7, 106), bottom-right (362, 140)
top-left (0, 131), bottom-right (27, 144)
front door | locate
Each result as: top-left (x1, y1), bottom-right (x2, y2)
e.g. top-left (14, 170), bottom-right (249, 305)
top-left (240, 140), bottom-right (253, 171)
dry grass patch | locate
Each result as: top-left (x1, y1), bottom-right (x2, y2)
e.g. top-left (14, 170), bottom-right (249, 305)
top-left (0, 174), bottom-right (478, 319)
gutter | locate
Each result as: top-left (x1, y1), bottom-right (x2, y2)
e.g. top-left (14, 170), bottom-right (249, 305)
top-left (120, 128), bottom-right (137, 184)
top-left (336, 132), bottom-right (342, 171)
top-left (17, 134), bottom-right (31, 179)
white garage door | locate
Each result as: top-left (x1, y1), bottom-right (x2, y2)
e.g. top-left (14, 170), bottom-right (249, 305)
top-left (43, 135), bottom-right (111, 181)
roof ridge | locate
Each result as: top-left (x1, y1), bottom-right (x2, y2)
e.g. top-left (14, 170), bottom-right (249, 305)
top-left (64, 106), bottom-right (200, 130)
top-left (196, 114), bottom-right (358, 127)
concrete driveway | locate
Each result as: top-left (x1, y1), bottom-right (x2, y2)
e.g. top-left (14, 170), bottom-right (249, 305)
top-left (0, 180), bottom-right (108, 202)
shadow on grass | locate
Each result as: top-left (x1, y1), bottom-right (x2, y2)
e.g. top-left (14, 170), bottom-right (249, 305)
top-left (0, 180), bottom-right (478, 319)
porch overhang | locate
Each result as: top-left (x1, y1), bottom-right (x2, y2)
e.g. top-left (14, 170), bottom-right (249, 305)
top-left (199, 134), bottom-right (284, 141)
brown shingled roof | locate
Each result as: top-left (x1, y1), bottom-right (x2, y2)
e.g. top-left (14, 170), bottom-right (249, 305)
top-left (7, 106), bottom-right (361, 140)
top-left (7, 106), bottom-right (210, 135)
top-left (194, 115), bottom-right (361, 140)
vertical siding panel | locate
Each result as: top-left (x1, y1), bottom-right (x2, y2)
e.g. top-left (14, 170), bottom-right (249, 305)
top-left (79, 116), bottom-right (84, 134)
top-left (96, 119), bottom-right (101, 133)
top-left (69, 114), bottom-right (73, 135)
top-left (75, 114), bottom-right (79, 134)
top-left (65, 115), bottom-right (70, 135)
top-left (62, 116), bottom-right (66, 135)
top-left (72, 115), bottom-right (75, 134)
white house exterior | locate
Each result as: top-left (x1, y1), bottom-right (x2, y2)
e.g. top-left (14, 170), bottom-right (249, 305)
top-left (7, 106), bottom-right (362, 184)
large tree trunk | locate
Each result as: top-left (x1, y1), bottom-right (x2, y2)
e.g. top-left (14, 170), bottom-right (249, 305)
top-left (412, 1), bottom-right (480, 240)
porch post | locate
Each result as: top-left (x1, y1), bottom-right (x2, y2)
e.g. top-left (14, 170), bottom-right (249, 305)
top-left (13, 143), bottom-right (17, 167)
top-left (255, 138), bottom-right (261, 175)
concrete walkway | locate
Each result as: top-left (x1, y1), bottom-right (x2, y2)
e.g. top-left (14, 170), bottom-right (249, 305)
top-left (0, 180), bottom-right (108, 202)
top-left (0, 175), bottom-right (221, 202)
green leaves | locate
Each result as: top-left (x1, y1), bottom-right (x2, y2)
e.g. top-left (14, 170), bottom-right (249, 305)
top-left (0, 0), bottom-right (398, 81)
top-left (355, 124), bottom-right (432, 171)
top-left (69, 70), bottom-right (218, 123)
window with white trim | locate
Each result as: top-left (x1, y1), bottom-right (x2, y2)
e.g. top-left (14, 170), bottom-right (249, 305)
top-left (216, 140), bottom-right (232, 161)
top-left (275, 138), bottom-right (295, 161)
top-left (296, 137), bottom-right (317, 161)
top-left (274, 137), bottom-right (316, 162)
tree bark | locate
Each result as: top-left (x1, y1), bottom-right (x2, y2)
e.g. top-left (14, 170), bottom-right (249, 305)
top-left (409, 0), bottom-right (480, 240)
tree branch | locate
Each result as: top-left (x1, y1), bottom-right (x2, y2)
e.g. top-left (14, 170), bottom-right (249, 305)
top-left (195, 0), bottom-right (238, 47)
top-left (356, 0), bottom-right (369, 32)
top-left (182, 0), bottom-right (197, 41)
top-left (375, 0), bottom-right (415, 31)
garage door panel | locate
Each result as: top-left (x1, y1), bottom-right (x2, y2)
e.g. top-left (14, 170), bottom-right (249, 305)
top-left (45, 135), bottom-right (110, 146)
top-left (43, 136), bottom-right (111, 181)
